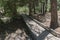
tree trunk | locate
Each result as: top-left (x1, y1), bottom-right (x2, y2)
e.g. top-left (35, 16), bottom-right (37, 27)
top-left (33, 1), bottom-right (36, 14)
top-left (35, 0), bottom-right (39, 6)
top-left (41, 1), bottom-right (45, 16)
top-left (45, 0), bottom-right (48, 14)
top-left (50, 0), bottom-right (58, 29)
top-left (12, 1), bottom-right (17, 16)
top-left (29, 1), bottom-right (32, 16)
top-left (42, 2), bottom-right (45, 15)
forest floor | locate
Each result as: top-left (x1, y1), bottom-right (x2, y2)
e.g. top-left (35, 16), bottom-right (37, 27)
top-left (31, 11), bottom-right (60, 33)
top-left (43, 11), bottom-right (60, 33)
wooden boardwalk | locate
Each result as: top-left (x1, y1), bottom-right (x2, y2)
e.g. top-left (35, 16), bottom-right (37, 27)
top-left (22, 14), bottom-right (60, 40)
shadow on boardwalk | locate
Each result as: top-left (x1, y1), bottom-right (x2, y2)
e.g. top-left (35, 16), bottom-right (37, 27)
top-left (37, 30), bottom-right (49, 40)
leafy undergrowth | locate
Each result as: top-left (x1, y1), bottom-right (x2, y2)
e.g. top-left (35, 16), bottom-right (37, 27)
top-left (0, 16), bottom-right (31, 40)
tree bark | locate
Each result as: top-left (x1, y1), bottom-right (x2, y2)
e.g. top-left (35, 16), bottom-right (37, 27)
top-left (29, 1), bottom-right (32, 16)
top-left (45, 0), bottom-right (48, 14)
top-left (40, 1), bottom-right (46, 16)
top-left (50, 0), bottom-right (58, 29)
top-left (33, 1), bottom-right (36, 14)
top-left (12, 1), bottom-right (17, 16)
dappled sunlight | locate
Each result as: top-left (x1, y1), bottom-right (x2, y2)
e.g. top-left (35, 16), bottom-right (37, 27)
top-left (5, 29), bottom-right (29, 40)
top-left (22, 14), bottom-right (60, 40)
top-left (0, 0), bottom-right (60, 40)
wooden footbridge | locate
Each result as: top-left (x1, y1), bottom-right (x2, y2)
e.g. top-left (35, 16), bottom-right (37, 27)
top-left (21, 14), bottom-right (60, 40)
top-left (0, 14), bottom-right (60, 40)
